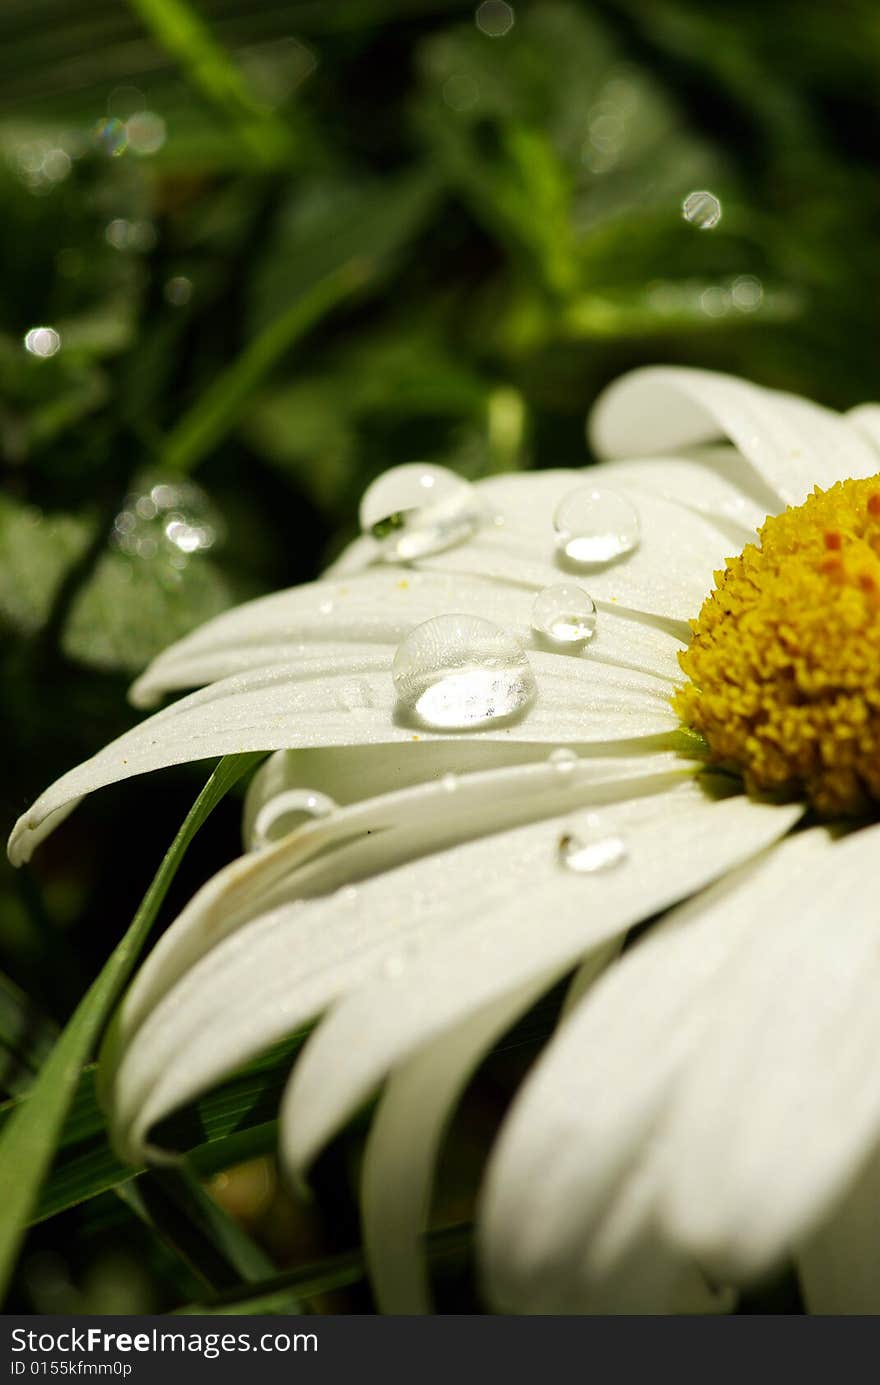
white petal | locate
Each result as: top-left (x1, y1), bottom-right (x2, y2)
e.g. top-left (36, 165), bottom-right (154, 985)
top-left (798, 1146), bottom-right (880, 1314)
top-left (280, 784), bottom-right (802, 1179)
top-left (107, 760), bottom-right (697, 1160)
top-left (363, 933), bottom-right (623, 1315)
top-left (661, 822), bottom-right (880, 1282)
top-left (109, 749), bottom-right (696, 1079)
top-left (846, 404), bottom-right (880, 458)
top-left (589, 366), bottom-right (879, 504)
top-left (9, 635), bottom-right (683, 866)
top-left (362, 982), bottom-right (548, 1315)
top-left (479, 827), bottom-right (826, 1313)
top-left (423, 475), bottom-right (733, 624)
top-left (597, 447), bottom-right (774, 535)
top-left (132, 567), bottom-right (686, 707)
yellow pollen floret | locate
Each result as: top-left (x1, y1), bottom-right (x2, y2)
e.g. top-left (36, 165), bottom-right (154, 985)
top-left (674, 477), bottom-right (880, 816)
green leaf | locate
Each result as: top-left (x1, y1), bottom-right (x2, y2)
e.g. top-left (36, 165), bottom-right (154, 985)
top-left (0, 752), bottom-right (262, 1302)
top-left (0, 497), bottom-right (94, 636)
top-left (0, 1030), bottom-right (306, 1224)
top-left (64, 549), bottom-right (235, 674)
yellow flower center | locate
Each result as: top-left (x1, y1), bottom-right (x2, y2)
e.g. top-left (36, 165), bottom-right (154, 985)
top-left (673, 477), bottom-right (880, 817)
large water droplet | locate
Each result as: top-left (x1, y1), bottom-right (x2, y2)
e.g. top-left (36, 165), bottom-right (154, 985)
top-left (554, 487), bottom-right (640, 567)
top-left (252, 788), bottom-right (336, 848)
top-left (392, 614), bottom-right (537, 730)
top-left (360, 463), bottom-right (483, 561)
top-left (682, 189), bottom-right (722, 230)
top-left (532, 583), bottom-right (597, 647)
top-left (557, 815), bottom-right (627, 874)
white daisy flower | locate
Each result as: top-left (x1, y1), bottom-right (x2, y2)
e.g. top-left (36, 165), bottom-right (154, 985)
top-left (9, 366), bottom-right (880, 1315)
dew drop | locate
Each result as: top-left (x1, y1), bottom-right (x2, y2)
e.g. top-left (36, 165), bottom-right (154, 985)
top-left (252, 789), bottom-right (336, 848)
top-left (549, 746), bottom-right (578, 772)
top-left (554, 487), bottom-right (640, 567)
top-left (532, 583), bottom-right (597, 646)
top-left (557, 815), bottom-right (627, 874)
top-left (682, 189), bottom-right (722, 230)
top-left (392, 614), bottom-right (536, 730)
top-left (359, 463), bottom-right (483, 561)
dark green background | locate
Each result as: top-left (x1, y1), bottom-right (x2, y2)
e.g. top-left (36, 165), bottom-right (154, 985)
top-left (1, 0), bottom-right (876, 1312)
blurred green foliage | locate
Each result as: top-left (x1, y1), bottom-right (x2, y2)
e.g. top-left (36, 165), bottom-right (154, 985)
top-left (1, 0), bottom-right (879, 1312)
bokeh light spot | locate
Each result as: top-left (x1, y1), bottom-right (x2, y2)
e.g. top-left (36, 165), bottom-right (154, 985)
top-left (24, 326), bottom-right (61, 358)
top-left (475, 1), bottom-right (515, 38)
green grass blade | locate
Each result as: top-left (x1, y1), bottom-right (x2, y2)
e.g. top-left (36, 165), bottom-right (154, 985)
top-left (119, 1166), bottom-right (285, 1296)
top-left (173, 1222), bottom-right (473, 1315)
top-left (0, 752), bottom-right (262, 1303)
top-left (161, 262), bottom-right (368, 475)
top-left (126, 0), bottom-right (294, 167)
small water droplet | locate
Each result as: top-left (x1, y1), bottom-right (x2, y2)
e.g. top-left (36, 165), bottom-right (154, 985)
top-left (557, 816), bottom-right (627, 874)
top-left (252, 788), bottom-right (336, 848)
top-left (441, 772), bottom-right (458, 793)
top-left (360, 463), bottom-right (483, 561)
top-left (554, 488), bottom-right (640, 567)
top-left (682, 189), bottom-right (722, 230)
top-left (549, 747), bottom-right (578, 772)
top-left (392, 614), bottom-right (537, 730)
top-left (318, 599), bottom-right (334, 616)
top-left (532, 583), bottom-right (597, 646)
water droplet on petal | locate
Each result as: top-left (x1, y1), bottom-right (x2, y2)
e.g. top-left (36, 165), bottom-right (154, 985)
top-left (532, 583), bottom-right (597, 646)
top-left (360, 463), bottom-right (483, 561)
top-left (441, 772), bottom-right (458, 793)
top-left (682, 189), bottom-right (722, 229)
top-left (392, 614), bottom-right (536, 730)
top-left (554, 487), bottom-right (640, 567)
top-left (252, 788), bottom-right (336, 848)
top-left (549, 747), bottom-right (578, 772)
top-left (557, 815), bottom-right (627, 874)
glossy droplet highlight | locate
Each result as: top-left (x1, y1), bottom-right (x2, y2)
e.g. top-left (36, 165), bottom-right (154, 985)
top-left (554, 487), bottom-right (640, 566)
top-left (682, 189), bottom-right (722, 230)
top-left (557, 815), bottom-right (627, 874)
top-left (548, 747), bottom-right (578, 772)
top-left (532, 583), bottom-right (597, 646)
top-left (252, 789), bottom-right (336, 848)
top-left (392, 614), bottom-right (536, 730)
top-left (360, 463), bottom-right (483, 561)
